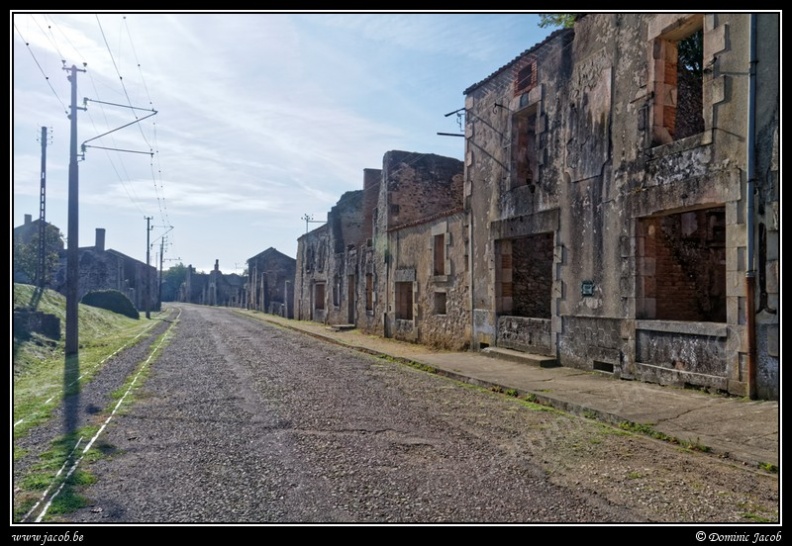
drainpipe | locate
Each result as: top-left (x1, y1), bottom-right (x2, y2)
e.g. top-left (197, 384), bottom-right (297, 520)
top-left (745, 14), bottom-right (758, 399)
top-left (468, 197), bottom-right (475, 351)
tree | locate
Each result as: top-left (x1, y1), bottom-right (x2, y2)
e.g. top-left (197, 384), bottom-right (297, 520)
top-left (160, 263), bottom-right (189, 302)
top-left (538, 14), bottom-right (577, 29)
top-left (13, 224), bottom-right (63, 287)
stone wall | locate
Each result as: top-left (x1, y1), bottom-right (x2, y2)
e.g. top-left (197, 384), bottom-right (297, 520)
top-left (463, 13), bottom-right (778, 398)
top-left (248, 248), bottom-right (296, 317)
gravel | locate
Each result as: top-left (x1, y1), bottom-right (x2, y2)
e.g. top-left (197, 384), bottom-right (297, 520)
top-left (18, 304), bottom-right (778, 524)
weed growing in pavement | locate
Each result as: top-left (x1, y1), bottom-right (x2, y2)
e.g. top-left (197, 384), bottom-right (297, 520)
top-left (759, 462), bottom-right (778, 473)
top-left (618, 421), bottom-right (714, 453)
top-left (618, 421), bottom-right (671, 441)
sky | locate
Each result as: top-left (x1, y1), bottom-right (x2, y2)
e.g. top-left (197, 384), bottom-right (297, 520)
top-left (12, 11), bottom-right (556, 274)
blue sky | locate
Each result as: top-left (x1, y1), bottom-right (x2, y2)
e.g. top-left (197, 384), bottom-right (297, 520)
top-left (13, 12), bottom-right (555, 274)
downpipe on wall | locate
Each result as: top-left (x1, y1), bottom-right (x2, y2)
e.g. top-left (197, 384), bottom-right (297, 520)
top-left (745, 14), bottom-right (757, 400)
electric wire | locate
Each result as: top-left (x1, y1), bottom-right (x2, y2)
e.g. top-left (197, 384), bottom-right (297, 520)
top-left (13, 21), bottom-right (69, 116)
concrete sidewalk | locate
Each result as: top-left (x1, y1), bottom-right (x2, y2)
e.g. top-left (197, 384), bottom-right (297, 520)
top-left (241, 311), bottom-right (779, 469)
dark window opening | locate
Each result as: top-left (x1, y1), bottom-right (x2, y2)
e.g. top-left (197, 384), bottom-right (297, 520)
top-left (434, 292), bottom-right (447, 315)
top-left (497, 234), bottom-right (553, 318)
top-left (365, 273), bottom-right (373, 311)
top-left (433, 234), bottom-right (446, 276)
top-left (653, 17), bottom-right (704, 144)
top-left (513, 105), bottom-right (538, 189)
top-left (314, 283), bottom-right (325, 311)
top-left (674, 28), bottom-right (704, 140)
top-left (395, 282), bottom-right (413, 320)
top-left (637, 207), bottom-right (726, 322)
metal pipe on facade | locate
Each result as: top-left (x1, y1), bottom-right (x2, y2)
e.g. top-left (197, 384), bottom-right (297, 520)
top-left (745, 14), bottom-right (758, 399)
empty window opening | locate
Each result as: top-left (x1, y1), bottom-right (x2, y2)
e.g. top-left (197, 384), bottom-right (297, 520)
top-left (395, 282), bottom-right (413, 320)
top-left (496, 234), bottom-right (553, 318)
top-left (433, 234), bottom-right (446, 276)
top-left (434, 292), bottom-right (447, 315)
top-left (513, 105), bottom-right (538, 189)
top-left (637, 207), bottom-right (726, 322)
top-left (653, 17), bottom-right (704, 144)
top-left (314, 283), bottom-right (325, 311)
top-left (365, 273), bottom-right (373, 311)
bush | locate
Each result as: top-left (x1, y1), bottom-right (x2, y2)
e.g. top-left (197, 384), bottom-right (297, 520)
top-left (81, 290), bottom-right (140, 319)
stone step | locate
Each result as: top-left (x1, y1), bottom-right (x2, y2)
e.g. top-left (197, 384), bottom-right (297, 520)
top-left (327, 324), bottom-right (356, 332)
top-left (481, 347), bottom-right (559, 368)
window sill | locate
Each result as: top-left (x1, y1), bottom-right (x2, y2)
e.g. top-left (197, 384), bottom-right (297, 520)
top-left (635, 320), bottom-right (727, 338)
top-left (648, 130), bottom-right (711, 159)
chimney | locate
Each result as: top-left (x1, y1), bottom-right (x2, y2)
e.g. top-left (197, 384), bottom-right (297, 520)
top-left (24, 214), bottom-right (32, 225)
top-left (95, 228), bottom-right (106, 252)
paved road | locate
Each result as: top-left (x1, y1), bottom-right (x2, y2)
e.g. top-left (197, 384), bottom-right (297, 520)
top-left (57, 304), bottom-right (635, 523)
top-left (55, 304), bottom-right (777, 524)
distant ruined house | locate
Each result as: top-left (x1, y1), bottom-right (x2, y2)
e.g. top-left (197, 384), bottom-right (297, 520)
top-left (49, 227), bottom-right (158, 312)
top-left (246, 247), bottom-right (296, 318)
top-left (180, 260), bottom-right (246, 307)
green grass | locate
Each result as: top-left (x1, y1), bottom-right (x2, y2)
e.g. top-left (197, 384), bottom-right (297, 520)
top-left (618, 420), bottom-right (712, 453)
top-left (14, 427), bottom-right (105, 522)
top-left (759, 462), bottom-right (778, 473)
top-left (13, 323), bottom-right (174, 523)
top-left (13, 284), bottom-right (161, 439)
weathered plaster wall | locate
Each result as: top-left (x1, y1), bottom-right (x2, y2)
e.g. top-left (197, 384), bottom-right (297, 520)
top-left (384, 213), bottom-right (470, 350)
top-left (374, 151), bottom-right (464, 340)
top-left (464, 13), bottom-right (778, 398)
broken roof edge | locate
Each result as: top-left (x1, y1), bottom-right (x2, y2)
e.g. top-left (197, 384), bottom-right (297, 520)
top-left (462, 26), bottom-right (573, 96)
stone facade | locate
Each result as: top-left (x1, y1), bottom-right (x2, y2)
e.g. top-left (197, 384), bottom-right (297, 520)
top-left (294, 151), bottom-right (467, 350)
top-left (247, 247), bottom-right (296, 318)
top-left (464, 14), bottom-right (779, 399)
top-left (50, 228), bottom-right (159, 312)
top-left (375, 151), bottom-right (467, 349)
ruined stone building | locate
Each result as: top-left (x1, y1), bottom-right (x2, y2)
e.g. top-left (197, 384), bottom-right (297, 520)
top-left (13, 213), bottom-right (65, 284)
top-left (289, 13), bottom-right (778, 399)
top-left (50, 227), bottom-right (158, 312)
top-left (464, 13), bottom-right (779, 399)
top-left (295, 151), bottom-right (467, 349)
top-left (372, 151), bottom-right (468, 349)
top-left (247, 247), bottom-right (296, 318)
top-left (14, 216), bottom-right (157, 312)
top-left (180, 260), bottom-right (246, 307)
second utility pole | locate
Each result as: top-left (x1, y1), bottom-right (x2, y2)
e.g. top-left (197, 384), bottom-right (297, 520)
top-left (145, 216), bottom-right (152, 319)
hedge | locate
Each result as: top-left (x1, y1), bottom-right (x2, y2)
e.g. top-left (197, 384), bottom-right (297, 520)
top-left (81, 290), bottom-right (140, 319)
